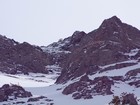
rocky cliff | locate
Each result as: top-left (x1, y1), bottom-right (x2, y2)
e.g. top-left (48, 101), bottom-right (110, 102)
top-left (0, 35), bottom-right (49, 74)
top-left (42, 16), bottom-right (140, 100)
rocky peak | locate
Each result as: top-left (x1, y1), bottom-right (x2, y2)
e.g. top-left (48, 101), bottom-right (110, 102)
top-left (70, 31), bottom-right (86, 45)
top-left (94, 16), bottom-right (124, 42)
top-left (56, 16), bottom-right (140, 84)
top-left (54, 17), bottom-right (140, 101)
top-left (0, 35), bottom-right (18, 48)
top-left (99, 16), bottom-right (122, 29)
top-left (90, 16), bottom-right (140, 52)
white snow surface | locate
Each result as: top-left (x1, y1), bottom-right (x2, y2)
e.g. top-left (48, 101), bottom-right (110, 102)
top-left (100, 59), bottom-right (138, 69)
top-left (0, 60), bottom-right (140, 105)
top-left (124, 48), bottom-right (139, 57)
top-left (0, 64), bottom-right (61, 88)
top-left (113, 31), bottom-right (119, 34)
top-left (25, 85), bottom-right (113, 105)
top-left (89, 61), bottom-right (140, 80)
top-left (0, 72), bottom-right (57, 87)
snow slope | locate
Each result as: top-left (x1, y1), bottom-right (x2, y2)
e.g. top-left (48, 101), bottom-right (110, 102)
top-left (0, 72), bottom-right (58, 87)
top-left (0, 60), bottom-right (140, 105)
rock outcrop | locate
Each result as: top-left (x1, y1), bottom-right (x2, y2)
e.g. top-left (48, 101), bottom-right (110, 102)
top-left (109, 93), bottom-right (138, 105)
top-left (43, 16), bottom-right (140, 99)
top-left (62, 75), bottom-right (114, 99)
top-left (0, 84), bottom-right (32, 102)
top-left (56, 16), bottom-right (140, 84)
top-left (0, 35), bottom-right (49, 74)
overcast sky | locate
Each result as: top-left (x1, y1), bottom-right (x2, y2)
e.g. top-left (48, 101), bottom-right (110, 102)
top-left (0, 0), bottom-right (140, 46)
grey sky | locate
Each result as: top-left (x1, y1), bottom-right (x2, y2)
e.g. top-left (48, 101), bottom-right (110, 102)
top-left (0, 0), bottom-right (140, 46)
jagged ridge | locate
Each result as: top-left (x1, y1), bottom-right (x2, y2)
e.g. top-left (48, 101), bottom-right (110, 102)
top-left (0, 35), bottom-right (50, 74)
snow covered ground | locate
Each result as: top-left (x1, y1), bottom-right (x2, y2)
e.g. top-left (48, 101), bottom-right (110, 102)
top-left (0, 72), bottom-right (58, 87)
top-left (25, 84), bottom-right (113, 105)
top-left (0, 71), bottom-right (113, 105)
top-left (0, 60), bottom-right (140, 105)
top-left (89, 60), bottom-right (140, 80)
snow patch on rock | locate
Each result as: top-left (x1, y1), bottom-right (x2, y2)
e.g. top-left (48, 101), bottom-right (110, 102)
top-left (41, 39), bottom-right (71, 54)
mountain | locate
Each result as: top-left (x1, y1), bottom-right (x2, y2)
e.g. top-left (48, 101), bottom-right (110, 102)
top-left (0, 16), bottom-right (140, 105)
top-left (56, 16), bottom-right (140, 84)
top-left (0, 35), bottom-right (50, 74)
top-left (42, 16), bottom-right (140, 103)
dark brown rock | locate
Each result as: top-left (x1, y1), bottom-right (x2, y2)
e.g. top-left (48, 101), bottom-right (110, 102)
top-left (0, 84), bottom-right (32, 102)
top-left (109, 96), bottom-right (120, 105)
top-left (27, 96), bottom-right (51, 102)
top-left (0, 90), bottom-right (8, 102)
top-left (16, 101), bottom-right (26, 104)
top-left (122, 93), bottom-right (138, 105)
top-left (91, 76), bottom-right (114, 95)
top-left (109, 93), bottom-right (138, 105)
top-left (125, 69), bottom-right (140, 86)
top-left (62, 76), bottom-right (113, 99)
top-left (80, 75), bottom-right (92, 82)
top-left (0, 35), bottom-right (49, 74)
top-left (70, 31), bottom-right (86, 45)
top-left (111, 76), bottom-right (124, 81)
top-left (129, 80), bottom-right (140, 88)
top-left (27, 97), bottom-right (39, 102)
top-left (56, 16), bottom-right (140, 84)
top-left (125, 68), bottom-right (140, 77)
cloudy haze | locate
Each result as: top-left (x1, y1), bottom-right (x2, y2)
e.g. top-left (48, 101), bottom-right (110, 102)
top-left (0, 0), bottom-right (140, 46)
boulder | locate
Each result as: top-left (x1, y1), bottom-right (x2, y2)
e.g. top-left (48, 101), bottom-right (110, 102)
top-left (0, 84), bottom-right (32, 101)
top-left (62, 76), bottom-right (113, 99)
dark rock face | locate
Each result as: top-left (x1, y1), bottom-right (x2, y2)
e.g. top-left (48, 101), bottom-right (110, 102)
top-left (0, 35), bottom-right (49, 74)
top-left (11, 42), bottom-right (48, 73)
top-left (70, 31), bottom-right (86, 45)
top-left (128, 80), bottom-right (140, 88)
top-left (122, 93), bottom-right (138, 105)
top-left (0, 84), bottom-right (32, 102)
top-left (62, 75), bottom-right (113, 99)
top-left (91, 76), bottom-right (114, 95)
top-left (110, 93), bottom-right (138, 105)
top-left (125, 68), bottom-right (140, 78)
top-left (56, 16), bottom-right (140, 84)
top-left (49, 16), bottom-right (140, 100)
top-left (124, 68), bottom-right (140, 87)
top-left (0, 90), bottom-right (7, 102)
